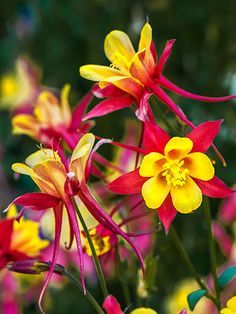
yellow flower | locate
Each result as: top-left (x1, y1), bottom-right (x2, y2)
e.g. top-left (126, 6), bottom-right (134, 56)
top-left (12, 84), bottom-right (71, 140)
top-left (164, 279), bottom-right (209, 314)
top-left (0, 57), bottom-right (40, 110)
top-left (139, 137), bottom-right (214, 213)
top-left (7, 205), bottom-right (49, 257)
top-left (221, 296), bottom-right (236, 314)
top-left (82, 227), bottom-right (112, 257)
top-left (80, 23), bottom-right (154, 99)
top-left (130, 308), bottom-right (157, 314)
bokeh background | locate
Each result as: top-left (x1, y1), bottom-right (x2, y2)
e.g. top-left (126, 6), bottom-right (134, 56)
top-left (0, 0), bottom-right (236, 313)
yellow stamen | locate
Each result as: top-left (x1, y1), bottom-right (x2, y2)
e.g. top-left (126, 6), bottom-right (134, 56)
top-left (162, 160), bottom-right (189, 187)
top-left (83, 228), bottom-right (111, 256)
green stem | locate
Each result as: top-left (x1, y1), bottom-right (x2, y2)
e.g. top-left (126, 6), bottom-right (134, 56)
top-left (115, 250), bottom-right (132, 305)
top-left (63, 269), bottom-right (105, 314)
top-left (169, 225), bottom-right (218, 306)
top-left (169, 226), bottom-right (207, 290)
top-left (74, 198), bottom-right (109, 298)
top-left (203, 197), bottom-right (221, 311)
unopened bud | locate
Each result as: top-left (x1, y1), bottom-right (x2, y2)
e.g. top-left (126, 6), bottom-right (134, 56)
top-left (6, 259), bottom-right (65, 276)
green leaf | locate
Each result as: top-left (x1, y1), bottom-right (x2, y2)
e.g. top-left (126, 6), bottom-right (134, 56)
top-left (218, 265), bottom-right (236, 289)
top-left (187, 289), bottom-right (207, 311)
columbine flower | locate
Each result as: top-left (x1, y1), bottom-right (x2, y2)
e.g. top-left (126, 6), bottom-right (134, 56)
top-left (108, 120), bottom-right (233, 232)
top-left (9, 133), bottom-right (144, 310)
top-left (0, 205), bottom-right (49, 270)
top-left (80, 23), bottom-right (235, 127)
top-left (220, 296), bottom-right (236, 314)
top-left (0, 57), bottom-right (41, 112)
top-left (12, 84), bottom-right (94, 149)
top-left (103, 295), bottom-right (158, 314)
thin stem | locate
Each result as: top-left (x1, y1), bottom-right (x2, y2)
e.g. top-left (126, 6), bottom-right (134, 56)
top-left (115, 249), bottom-right (132, 306)
top-left (169, 225), bottom-right (218, 306)
top-left (73, 198), bottom-right (109, 298)
top-left (63, 269), bottom-right (105, 314)
top-left (169, 226), bottom-right (207, 290)
top-left (203, 197), bottom-right (221, 311)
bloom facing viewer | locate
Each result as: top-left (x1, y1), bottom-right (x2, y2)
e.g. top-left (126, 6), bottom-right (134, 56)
top-left (108, 120), bottom-right (234, 232)
top-left (80, 23), bottom-right (235, 127)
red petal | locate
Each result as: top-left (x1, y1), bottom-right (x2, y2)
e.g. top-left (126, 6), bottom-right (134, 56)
top-left (195, 176), bottom-right (234, 198)
top-left (71, 90), bottom-right (93, 128)
top-left (157, 195), bottom-right (177, 233)
top-left (135, 92), bottom-right (153, 122)
top-left (108, 169), bottom-right (147, 195)
top-left (0, 219), bottom-right (13, 251)
top-left (218, 192), bottom-right (236, 224)
top-left (143, 121), bottom-right (170, 153)
top-left (159, 75), bottom-right (236, 102)
top-left (186, 120), bottom-right (223, 152)
top-left (155, 39), bottom-right (176, 77)
top-left (12, 192), bottom-right (60, 210)
top-left (212, 222), bottom-right (233, 257)
top-left (103, 295), bottom-right (124, 314)
top-left (92, 83), bottom-right (126, 98)
top-left (39, 203), bottom-right (63, 312)
top-left (83, 95), bottom-right (133, 120)
top-left (150, 83), bottom-right (195, 129)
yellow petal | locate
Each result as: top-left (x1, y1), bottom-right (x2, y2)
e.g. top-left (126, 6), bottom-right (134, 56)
top-left (99, 76), bottom-right (143, 100)
top-left (141, 174), bottom-right (170, 209)
top-left (131, 308), bottom-right (158, 314)
top-left (25, 149), bottom-right (60, 168)
top-left (139, 152), bottom-right (166, 177)
top-left (104, 30), bottom-right (135, 65)
top-left (220, 309), bottom-right (235, 314)
top-left (183, 152), bottom-right (215, 181)
top-left (170, 176), bottom-right (202, 213)
top-left (12, 114), bottom-right (39, 138)
top-left (227, 296), bottom-right (236, 310)
top-left (70, 133), bottom-right (95, 181)
top-left (164, 137), bottom-right (193, 161)
top-left (138, 23), bottom-right (152, 51)
top-left (80, 65), bottom-right (122, 82)
top-left (12, 163), bottom-right (35, 176)
top-left (6, 204), bottom-right (18, 219)
top-left (61, 84), bottom-right (72, 124)
top-left (33, 160), bottom-right (66, 198)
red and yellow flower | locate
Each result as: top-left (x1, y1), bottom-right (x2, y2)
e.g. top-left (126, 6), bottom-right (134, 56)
top-left (108, 120), bottom-right (233, 232)
top-left (9, 133), bottom-right (144, 309)
top-left (0, 205), bottom-right (49, 270)
top-left (221, 296), bottom-right (236, 314)
top-left (80, 23), bottom-right (235, 127)
top-left (12, 84), bottom-right (94, 149)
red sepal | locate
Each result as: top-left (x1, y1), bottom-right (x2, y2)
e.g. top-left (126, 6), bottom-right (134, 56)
top-left (186, 120), bottom-right (223, 153)
top-left (195, 176), bottom-right (234, 198)
top-left (157, 195), bottom-right (177, 233)
top-left (108, 169), bottom-right (147, 195)
top-left (143, 121), bottom-right (170, 154)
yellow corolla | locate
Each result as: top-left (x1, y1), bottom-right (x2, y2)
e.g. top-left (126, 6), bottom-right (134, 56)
top-left (0, 57), bottom-right (40, 110)
top-left (164, 278), bottom-right (209, 314)
top-left (130, 308), bottom-right (157, 314)
top-left (139, 137), bottom-right (214, 213)
top-left (12, 133), bottom-right (95, 200)
top-left (80, 23), bottom-right (154, 99)
top-left (7, 205), bottom-right (49, 257)
top-left (221, 296), bottom-right (236, 314)
top-left (12, 84), bottom-right (72, 140)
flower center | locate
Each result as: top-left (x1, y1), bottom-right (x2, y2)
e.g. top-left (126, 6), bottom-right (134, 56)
top-left (162, 160), bottom-right (189, 187)
top-left (110, 52), bottom-right (131, 72)
top-left (83, 230), bottom-right (112, 257)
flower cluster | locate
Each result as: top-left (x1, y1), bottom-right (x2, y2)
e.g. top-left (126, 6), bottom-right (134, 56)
top-left (0, 22), bottom-right (235, 314)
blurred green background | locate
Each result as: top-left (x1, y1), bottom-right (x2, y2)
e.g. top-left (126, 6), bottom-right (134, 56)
top-left (0, 0), bottom-right (236, 313)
